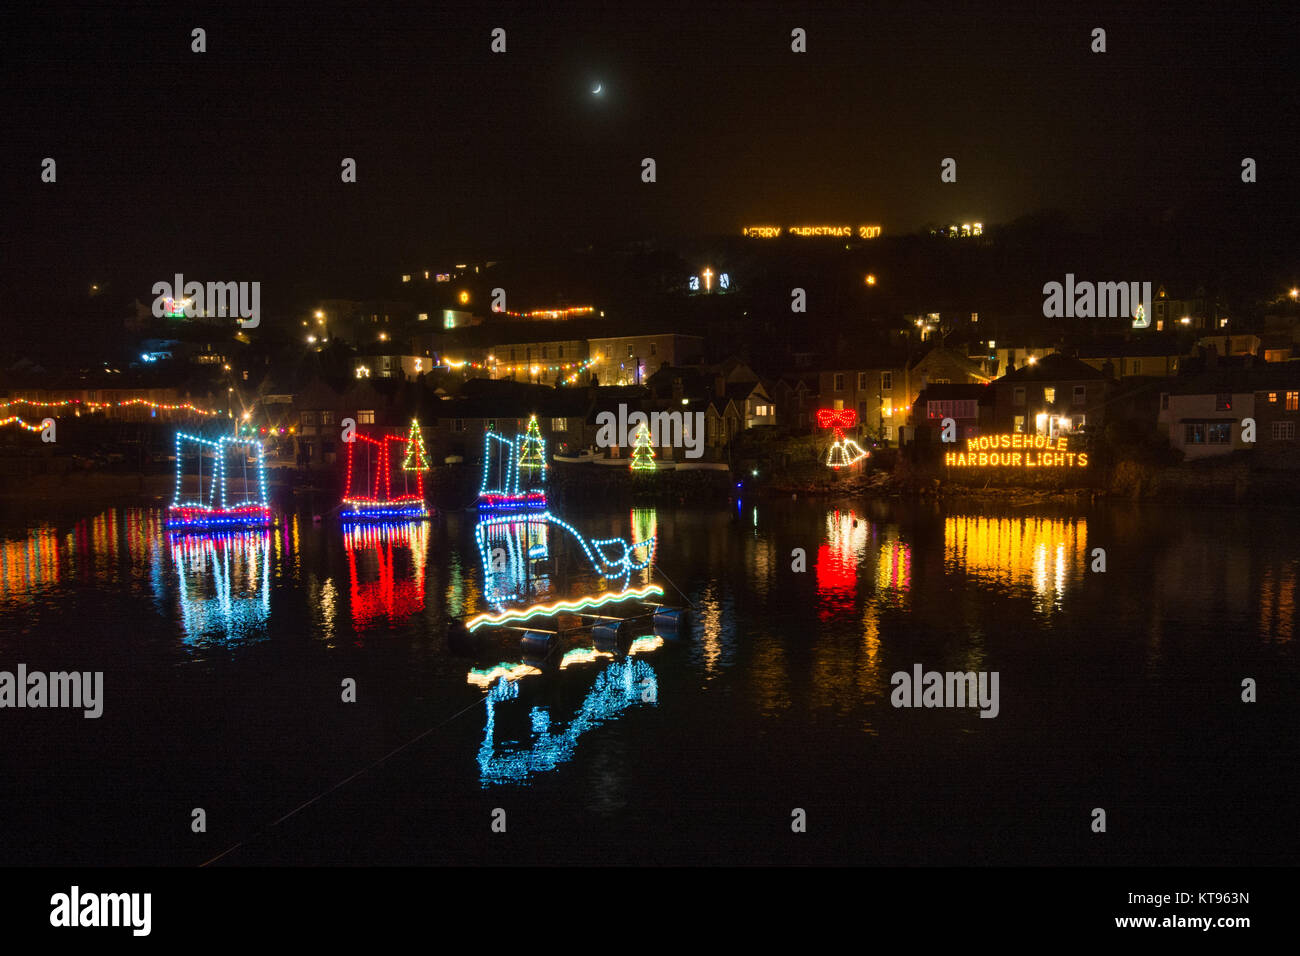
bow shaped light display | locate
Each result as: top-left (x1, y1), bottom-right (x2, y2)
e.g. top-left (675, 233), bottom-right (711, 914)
top-left (817, 408), bottom-right (869, 469)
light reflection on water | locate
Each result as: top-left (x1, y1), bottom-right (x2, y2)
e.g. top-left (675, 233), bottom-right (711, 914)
top-left (170, 530), bottom-right (272, 647)
top-left (477, 657), bottom-right (658, 787)
top-left (943, 514), bottom-right (1086, 613)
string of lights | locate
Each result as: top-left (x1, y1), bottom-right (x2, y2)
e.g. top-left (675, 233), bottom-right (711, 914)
top-left (0, 398), bottom-right (222, 416)
top-left (0, 415), bottom-right (48, 432)
top-left (465, 583), bottom-right (665, 631)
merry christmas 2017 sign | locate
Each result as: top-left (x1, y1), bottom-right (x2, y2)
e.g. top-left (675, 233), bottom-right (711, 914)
top-left (945, 433), bottom-right (1089, 468)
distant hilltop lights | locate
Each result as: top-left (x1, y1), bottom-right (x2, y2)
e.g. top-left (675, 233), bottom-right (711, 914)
top-left (743, 224), bottom-right (882, 239)
top-left (500, 306), bottom-right (596, 319)
top-left (930, 223), bottom-right (983, 238)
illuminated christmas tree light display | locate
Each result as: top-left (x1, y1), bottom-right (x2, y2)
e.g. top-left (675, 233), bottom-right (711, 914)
top-left (342, 429), bottom-right (429, 521)
top-left (629, 424), bottom-right (656, 471)
top-left (168, 433), bottom-right (273, 530)
top-left (400, 418), bottom-right (431, 471)
top-left (515, 415), bottom-right (547, 487)
top-left (816, 408), bottom-right (869, 470)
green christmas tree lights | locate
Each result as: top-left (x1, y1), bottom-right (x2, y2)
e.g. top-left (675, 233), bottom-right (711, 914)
top-left (629, 424), bottom-right (656, 471)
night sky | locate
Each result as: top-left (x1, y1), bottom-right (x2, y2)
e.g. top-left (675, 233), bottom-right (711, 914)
top-left (1, 0), bottom-right (1295, 325)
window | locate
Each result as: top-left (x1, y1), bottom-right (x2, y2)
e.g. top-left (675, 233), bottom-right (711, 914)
top-left (509, 348), bottom-right (516, 361)
top-left (834, 373), bottom-right (845, 392)
top-left (1013, 415), bottom-right (1025, 434)
top-left (242, 370), bottom-right (249, 381)
top-left (453, 419), bottom-right (465, 433)
top-left (650, 343), bottom-right (657, 356)
top-left (627, 344), bottom-right (634, 358)
top-left (1208, 423), bottom-right (1232, 444)
top-left (320, 411), bottom-right (335, 426)
top-left (857, 372), bottom-right (868, 390)
top-left (541, 347), bottom-right (548, 359)
top-left (1273, 421), bottom-right (1296, 441)
top-left (881, 371), bottom-right (892, 391)
top-left (418, 312), bottom-right (428, 322)
top-left (1186, 423), bottom-right (1206, 444)
top-left (1215, 393), bottom-right (1232, 411)
top-left (927, 399), bottom-right (976, 419)
top-left (1288, 392), bottom-right (1299, 411)
top-left (1131, 360), bottom-right (1141, 375)
top-left (1043, 387), bottom-right (1056, 404)
top-left (883, 425), bottom-right (893, 440)
top-left (300, 411), bottom-right (317, 426)
top-left (558, 345), bottom-right (564, 359)
top-left (1160, 393), bottom-right (1169, 410)
top-left (358, 409), bottom-right (375, 424)
top-left (931, 378), bottom-right (950, 384)
top-left (551, 418), bottom-right (567, 432)
top-left (1073, 386), bottom-right (1086, 406)
top-left (1013, 387), bottom-right (1026, 406)
top-left (1268, 392), bottom-right (1278, 404)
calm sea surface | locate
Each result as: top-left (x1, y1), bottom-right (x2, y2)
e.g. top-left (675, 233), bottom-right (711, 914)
top-left (0, 498), bottom-right (1295, 865)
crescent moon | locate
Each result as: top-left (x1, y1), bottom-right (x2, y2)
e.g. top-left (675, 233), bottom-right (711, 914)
top-left (592, 83), bottom-right (603, 94)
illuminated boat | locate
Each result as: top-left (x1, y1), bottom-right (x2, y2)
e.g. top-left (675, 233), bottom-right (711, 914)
top-left (477, 416), bottom-right (548, 513)
top-left (341, 419), bottom-right (430, 522)
top-left (167, 433), bottom-right (273, 530)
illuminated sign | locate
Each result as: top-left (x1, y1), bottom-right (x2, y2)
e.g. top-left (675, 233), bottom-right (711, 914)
top-left (944, 434), bottom-right (1089, 468)
top-left (743, 225), bottom-right (882, 239)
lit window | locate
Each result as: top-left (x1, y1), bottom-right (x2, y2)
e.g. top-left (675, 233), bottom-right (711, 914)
top-left (1013, 415), bottom-right (1025, 434)
top-left (358, 409), bottom-right (375, 424)
top-left (1044, 387), bottom-right (1056, 404)
top-left (551, 418), bottom-right (567, 431)
top-left (1268, 392), bottom-right (1278, 404)
top-left (418, 313), bottom-right (428, 322)
top-left (320, 411), bottom-right (335, 426)
top-left (1288, 391), bottom-right (1299, 411)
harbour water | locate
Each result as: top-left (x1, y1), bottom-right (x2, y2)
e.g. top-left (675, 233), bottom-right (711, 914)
top-left (0, 498), bottom-right (1295, 865)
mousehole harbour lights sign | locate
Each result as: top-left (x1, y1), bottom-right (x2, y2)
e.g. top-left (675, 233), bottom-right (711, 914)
top-left (944, 434), bottom-right (1089, 468)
